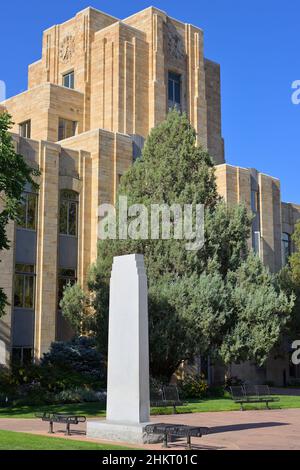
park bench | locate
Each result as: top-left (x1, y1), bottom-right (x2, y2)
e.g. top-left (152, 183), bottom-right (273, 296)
top-left (36, 412), bottom-right (86, 435)
top-left (230, 385), bottom-right (280, 411)
top-left (145, 423), bottom-right (210, 449)
top-left (150, 385), bottom-right (184, 414)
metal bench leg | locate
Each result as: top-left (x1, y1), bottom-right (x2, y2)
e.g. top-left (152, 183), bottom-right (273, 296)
top-left (187, 435), bottom-right (192, 450)
top-left (163, 433), bottom-right (168, 448)
top-left (48, 421), bottom-right (54, 434)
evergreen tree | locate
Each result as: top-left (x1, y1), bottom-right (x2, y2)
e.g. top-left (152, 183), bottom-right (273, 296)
top-left (290, 222), bottom-right (300, 284)
top-left (62, 110), bottom-right (293, 378)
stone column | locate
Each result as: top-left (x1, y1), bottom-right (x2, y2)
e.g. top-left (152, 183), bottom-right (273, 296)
top-left (106, 254), bottom-right (150, 423)
top-left (87, 254), bottom-right (160, 444)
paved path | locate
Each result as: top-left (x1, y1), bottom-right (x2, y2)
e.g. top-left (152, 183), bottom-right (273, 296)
top-left (1, 408), bottom-right (300, 450)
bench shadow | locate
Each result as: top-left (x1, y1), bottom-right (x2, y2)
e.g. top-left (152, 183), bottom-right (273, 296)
top-left (209, 422), bottom-right (288, 434)
top-left (54, 428), bottom-right (86, 436)
top-left (163, 440), bottom-right (225, 450)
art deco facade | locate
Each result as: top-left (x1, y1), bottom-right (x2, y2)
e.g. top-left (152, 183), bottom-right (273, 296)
top-left (0, 6), bottom-right (299, 383)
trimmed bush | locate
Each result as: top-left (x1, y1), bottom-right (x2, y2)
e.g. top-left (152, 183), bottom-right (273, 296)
top-left (55, 388), bottom-right (106, 404)
top-left (179, 375), bottom-right (209, 399)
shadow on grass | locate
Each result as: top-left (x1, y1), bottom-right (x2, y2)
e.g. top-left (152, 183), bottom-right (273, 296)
top-left (0, 402), bottom-right (106, 419)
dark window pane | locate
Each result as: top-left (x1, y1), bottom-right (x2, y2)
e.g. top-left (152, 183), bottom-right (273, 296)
top-left (72, 121), bottom-right (77, 136)
top-left (168, 79), bottom-right (174, 101)
top-left (60, 200), bottom-right (68, 234)
top-left (27, 121), bottom-right (31, 138)
top-left (16, 264), bottom-right (34, 273)
top-left (22, 348), bottom-right (33, 365)
top-left (168, 72), bottom-right (181, 109)
top-left (24, 275), bottom-right (34, 309)
top-left (60, 191), bottom-right (78, 236)
top-left (68, 202), bottom-right (77, 236)
top-left (15, 264), bottom-right (25, 273)
top-left (19, 120), bottom-right (31, 138)
top-left (17, 196), bottom-right (27, 228)
top-left (58, 118), bottom-right (65, 140)
top-left (282, 232), bottom-right (292, 266)
top-left (65, 120), bottom-right (72, 138)
top-left (61, 190), bottom-right (79, 201)
top-left (174, 81), bottom-right (181, 104)
top-left (63, 71), bottom-right (74, 89)
top-left (60, 268), bottom-right (76, 277)
top-left (14, 265), bottom-right (35, 308)
top-left (14, 275), bottom-right (23, 307)
top-left (58, 118), bottom-right (76, 141)
top-left (26, 193), bottom-right (37, 230)
top-left (17, 192), bottom-right (37, 230)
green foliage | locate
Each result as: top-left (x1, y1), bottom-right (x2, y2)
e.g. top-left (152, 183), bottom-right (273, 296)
top-left (61, 110), bottom-right (293, 379)
top-left (41, 337), bottom-right (106, 385)
top-left (0, 338), bottom-right (106, 405)
top-left (290, 222), bottom-right (300, 284)
top-left (59, 283), bottom-right (88, 335)
top-left (220, 253), bottom-right (294, 366)
top-left (179, 374), bottom-right (209, 399)
top-left (277, 222), bottom-right (300, 342)
top-left (278, 268), bottom-right (300, 342)
top-left (54, 388), bottom-right (105, 404)
top-left (0, 112), bottom-right (39, 315)
top-left (207, 386), bottom-right (225, 398)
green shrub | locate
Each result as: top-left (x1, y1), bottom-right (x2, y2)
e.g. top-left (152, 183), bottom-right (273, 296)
top-left (0, 366), bottom-right (18, 397)
top-left (0, 338), bottom-right (107, 407)
top-left (41, 337), bottom-right (106, 385)
top-left (207, 385), bottom-right (225, 397)
top-left (55, 388), bottom-right (105, 404)
top-left (179, 374), bottom-right (208, 399)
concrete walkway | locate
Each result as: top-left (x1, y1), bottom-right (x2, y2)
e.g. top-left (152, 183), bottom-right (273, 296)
top-left (1, 408), bottom-right (300, 450)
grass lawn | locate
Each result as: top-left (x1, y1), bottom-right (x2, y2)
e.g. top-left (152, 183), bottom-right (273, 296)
top-left (1, 394), bottom-right (300, 419)
top-left (0, 430), bottom-right (132, 450)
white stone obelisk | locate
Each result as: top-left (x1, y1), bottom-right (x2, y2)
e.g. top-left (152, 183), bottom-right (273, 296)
top-left (87, 254), bottom-right (158, 444)
top-left (106, 254), bottom-right (150, 423)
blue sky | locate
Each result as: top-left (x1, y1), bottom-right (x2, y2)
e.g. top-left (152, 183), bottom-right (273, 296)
top-left (0, 0), bottom-right (299, 203)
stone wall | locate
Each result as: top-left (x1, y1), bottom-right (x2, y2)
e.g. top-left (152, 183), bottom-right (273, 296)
top-left (3, 84), bottom-right (84, 142)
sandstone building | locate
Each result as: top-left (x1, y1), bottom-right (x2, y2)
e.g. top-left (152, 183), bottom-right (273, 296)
top-left (0, 6), bottom-right (299, 384)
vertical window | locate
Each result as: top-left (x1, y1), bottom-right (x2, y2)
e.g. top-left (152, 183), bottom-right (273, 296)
top-left (282, 232), bottom-right (292, 266)
top-left (19, 120), bottom-right (31, 138)
top-left (14, 264), bottom-right (35, 309)
top-left (168, 72), bottom-right (181, 110)
top-left (12, 347), bottom-right (33, 366)
top-left (59, 190), bottom-right (79, 236)
top-left (62, 71), bottom-right (74, 89)
top-left (17, 191), bottom-right (38, 230)
top-left (251, 190), bottom-right (259, 213)
top-left (58, 118), bottom-right (77, 141)
top-left (58, 268), bottom-right (77, 308)
top-left (252, 231), bottom-right (261, 255)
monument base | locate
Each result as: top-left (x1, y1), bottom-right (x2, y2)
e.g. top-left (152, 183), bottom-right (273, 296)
top-left (87, 420), bottom-right (163, 444)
